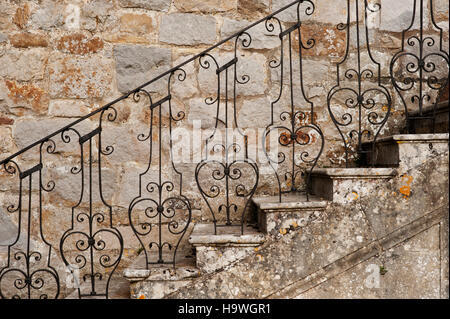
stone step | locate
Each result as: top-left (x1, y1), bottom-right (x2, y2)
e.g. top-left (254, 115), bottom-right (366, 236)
top-left (310, 168), bottom-right (397, 203)
top-left (408, 100), bottom-right (449, 134)
top-left (188, 223), bottom-right (265, 274)
top-left (64, 275), bottom-right (130, 299)
top-left (365, 133), bottom-right (449, 169)
top-left (123, 254), bottom-right (199, 299)
top-left (252, 193), bottom-right (328, 236)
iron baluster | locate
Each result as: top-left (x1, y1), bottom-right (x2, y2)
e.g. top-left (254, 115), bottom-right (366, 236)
top-left (263, 1), bottom-right (324, 202)
top-left (390, 0), bottom-right (450, 133)
top-left (327, 0), bottom-right (392, 167)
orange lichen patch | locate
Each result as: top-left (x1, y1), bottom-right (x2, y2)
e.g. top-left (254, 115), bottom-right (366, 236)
top-left (279, 228), bottom-right (287, 235)
top-left (399, 185), bottom-right (411, 197)
top-left (9, 32), bottom-right (48, 48)
top-left (0, 115), bottom-right (14, 125)
top-left (13, 3), bottom-right (30, 29)
top-left (256, 254), bottom-right (263, 261)
top-left (5, 80), bottom-right (49, 113)
top-left (399, 174), bottom-right (413, 197)
top-left (138, 295), bottom-right (146, 299)
top-left (291, 221), bottom-right (298, 228)
top-left (56, 34), bottom-right (104, 55)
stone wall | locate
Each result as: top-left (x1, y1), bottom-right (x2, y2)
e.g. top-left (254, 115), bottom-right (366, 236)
top-left (0, 0), bottom-right (448, 297)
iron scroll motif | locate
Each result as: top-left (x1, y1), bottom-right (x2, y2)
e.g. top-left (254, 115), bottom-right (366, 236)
top-left (59, 108), bottom-right (124, 299)
top-left (390, 0), bottom-right (449, 133)
top-left (128, 70), bottom-right (192, 268)
top-left (0, 157), bottom-right (60, 299)
top-left (263, 1), bottom-right (324, 202)
top-left (327, 0), bottom-right (392, 166)
top-left (195, 34), bottom-right (259, 235)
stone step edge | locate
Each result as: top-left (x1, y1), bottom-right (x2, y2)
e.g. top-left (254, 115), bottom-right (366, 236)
top-left (188, 224), bottom-right (265, 247)
top-left (364, 133), bottom-right (449, 145)
top-left (311, 168), bottom-right (397, 179)
top-left (252, 196), bottom-right (328, 212)
top-left (123, 265), bottom-right (200, 281)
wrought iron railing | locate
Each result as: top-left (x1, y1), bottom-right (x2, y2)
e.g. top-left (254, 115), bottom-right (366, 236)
top-left (0, 0), bottom-right (448, 299)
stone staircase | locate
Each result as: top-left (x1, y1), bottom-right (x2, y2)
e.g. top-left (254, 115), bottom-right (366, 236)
top-left (119, 129), bottom-right (449, 299)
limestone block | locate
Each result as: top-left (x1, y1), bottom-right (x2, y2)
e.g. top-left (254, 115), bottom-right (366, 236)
top-left (49, 55), bottom-right (112, 99)
top-left (56, 33), bottom-right (104, 55)
top-left (174, 0), bottom-right (237, 12)
top-left (170, 55), bottom-right (198, 99)
top-left (3, 80), bottom-right (49, 114)
top-left (118, 0), bottom-right (171, 11)
top-left (310, 0), bottom-right (348, 26)
top-left (197, 52), bottom-right (268, 96)
top-left (237, 0), bottom-right (269, 15)
top-left (380, 0), bottom-right (428, 32)
top-left (0, 49), bottom-right (48, 81)
top-left (220, 18), bottom-right (280, 50)
top-left (83, 0), bottom-right (114, 19)
top-left (113, 45), bottom-right (172, 93)
top-left (30, 3), bottom-right (65, 30)
top-left (48, 100), bottom-right (90, 118)
top-left (9, 32), bottom-right (48, 48)
top-left (159, 14), bottom-right (217, 45)
top-left (120, 13), bottom-right (154, 35)
top-left (237, 97), bottom-right (271, 128)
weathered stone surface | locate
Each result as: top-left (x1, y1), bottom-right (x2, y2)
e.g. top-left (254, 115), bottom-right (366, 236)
top-left (12, 3), bottom-right (30, 29)
top-left (48, 99), bottom-right (90, 117)
top-left (171, 55), bottom-right (198, 99)
top-left (0, 114), bottom-right (14, 125)
top-left (0, 49), bottom-right (47, 81)
top-left (197, 52), bottom-right (268, 96)
top-left (159, 14), bottom-right (217, 45)
top-left (0, 127), bottom-right (13, 154)
top-left (120, 13), bottom-right (153, 35)
top-left (4, 80), bottom-right (49, 114)
top-left (237, 0), bottom-right (269, 15)
top-left (296, 225), bottom-right (441, 298)
top-left (174, 0), bottom-right (237, 13)
top-left (237, 97), bottom-right (271, 128)
top-left (220, 18), bottom-right (279, 49)
top-left (30, 3), bottom-right (65, 30)
top-left (0, 33), bottom-right (7, 43)
top-left (380, 0), bottom-right (428, 32)
top-left (48, 55), bottom-right (112, 98)
top-left (118, 0), bottom-right (171, 11)
top-left (83, 0), bottom-right (114, 19)
top-left (9, 32), bottom-right (48, 48)
top-left (290, 24), bottom-right (347, 58)
top-left (56, 33), bottom-right (104, 55)
top-left (113, 45), bottom-right (172, 93)
top-left (253, 194), bottom-right (328, 235)
top-left (187, 98), bottom-right (219, 129)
